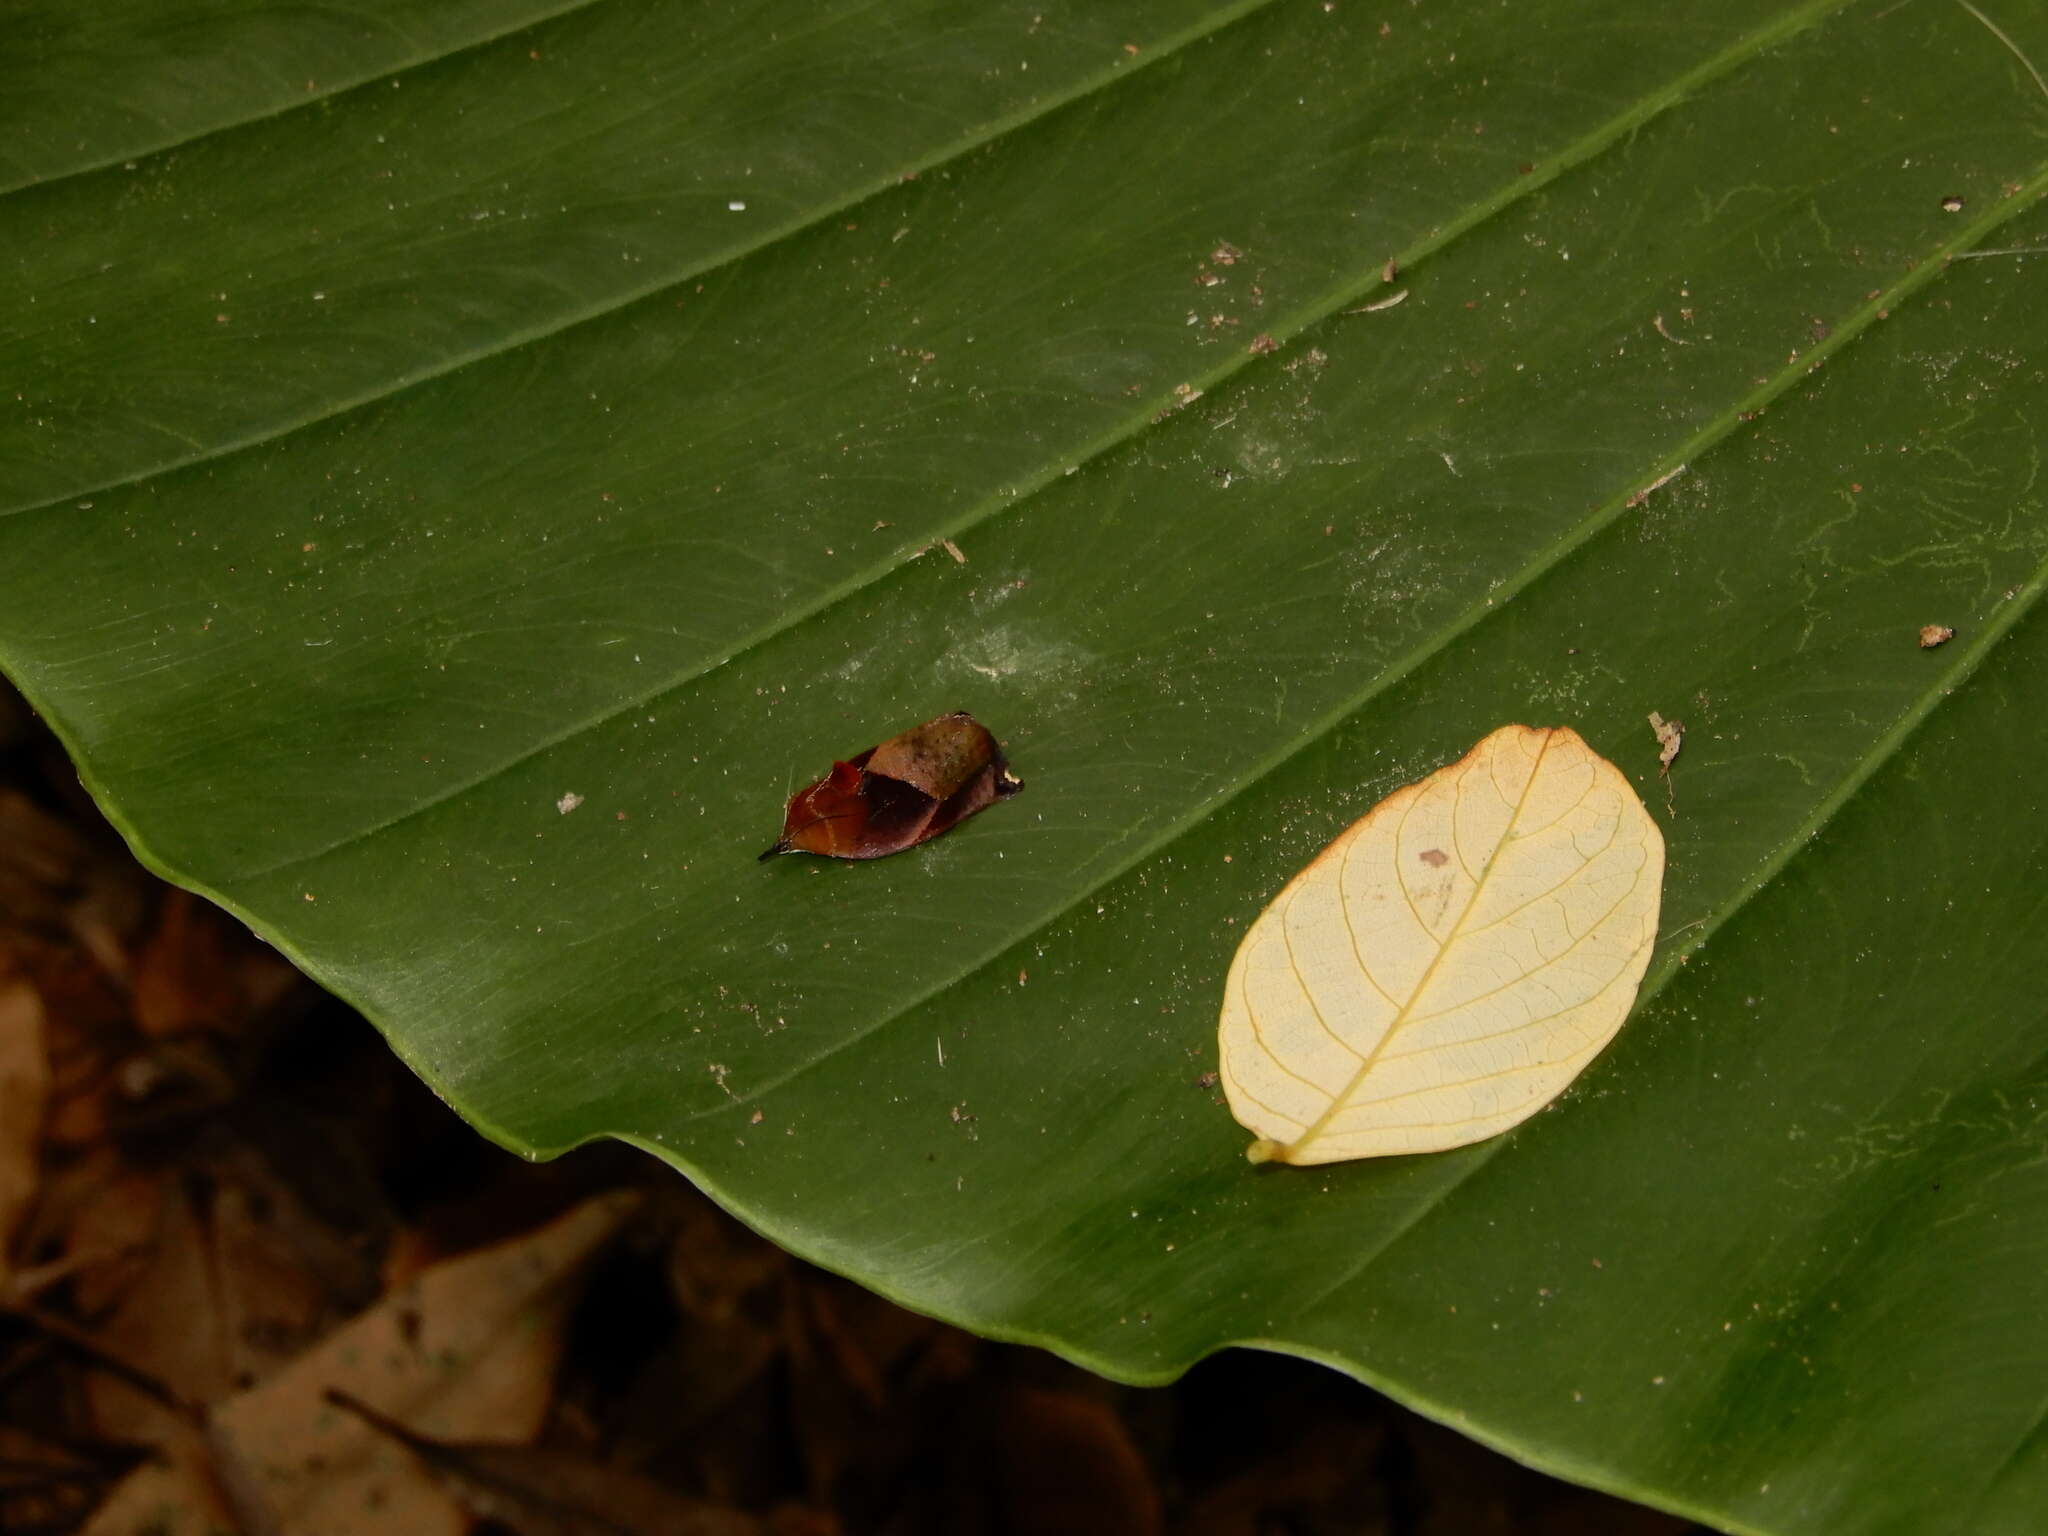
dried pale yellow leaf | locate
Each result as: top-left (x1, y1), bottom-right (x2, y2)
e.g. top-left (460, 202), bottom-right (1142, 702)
top-left (1218, 724), bottom-right (1664, 1166)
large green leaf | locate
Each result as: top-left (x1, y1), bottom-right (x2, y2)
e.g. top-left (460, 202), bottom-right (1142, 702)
top-left (8, 1), bottom-right (2048, 1530)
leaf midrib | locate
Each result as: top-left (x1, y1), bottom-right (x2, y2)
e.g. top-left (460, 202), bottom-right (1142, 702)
top-left (1279, 731), bottom-right (1556, 1163)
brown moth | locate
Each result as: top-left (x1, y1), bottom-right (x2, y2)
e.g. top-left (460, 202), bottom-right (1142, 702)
top-left (760, 711), bottom-right (1022, 861)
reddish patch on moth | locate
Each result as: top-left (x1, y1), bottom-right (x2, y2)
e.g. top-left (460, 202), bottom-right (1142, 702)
top-left (760, 711), bottom-right (1022, 861)
top-left (1418, 848), bottom-right (1450, 868)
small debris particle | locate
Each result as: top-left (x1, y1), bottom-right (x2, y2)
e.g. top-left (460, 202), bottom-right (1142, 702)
top-left (1418, 848), bottom-right (1449, 868)
top-left (1381, 258), bottom-right (1399, 283)
top-left (727, 199), bottom-right (747, 212)
top-left (1196, 269), bottom-right (1224, 288)
top-left (1017, 969), bottom-right (1028, 986)
top-left (1652, 313), bottom-right (1688, 345)
top-left (1123, 41), bottom-right (1139, 55)
top-left (749, 1109), bottom-right (764, 1124)
top-left (1172, 382), bottom-right (1204, 406)
top-left (1211, 242), bottom-right (1242, 265)
top-left (1941, 195), bottom-right (1965, 213)
top-left (556, 791), bottom-right (584, 815)
top-left (941, 537), bottom-right (968, 564)
top-left (1197, 1071), bottom-right (1219, 1089)
top-left (1248, 332), bottom-right (1279, 355)
top-left (1919, 623), bottom-right (1956, 649)
top-left (1347, 289), bottom-right (1408, 314)
top-left (1649, 713), bottom-right (1683, 774)
top-left (1626, 462), bottom-right (1688, 507)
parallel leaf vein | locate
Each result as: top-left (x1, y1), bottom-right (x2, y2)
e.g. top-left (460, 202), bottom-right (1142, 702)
top-left (690, 149), bottom-right (2048, 1125)
top-left (207, 0), bottom-right (1859, 882)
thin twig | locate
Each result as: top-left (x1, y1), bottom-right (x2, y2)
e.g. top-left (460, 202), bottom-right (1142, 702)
top-left (0, 1301), bottom-right (202, 1424)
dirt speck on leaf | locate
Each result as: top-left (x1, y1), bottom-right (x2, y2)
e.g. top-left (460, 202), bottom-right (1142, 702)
top-left (1649, 712), bottom-right (1683, 775)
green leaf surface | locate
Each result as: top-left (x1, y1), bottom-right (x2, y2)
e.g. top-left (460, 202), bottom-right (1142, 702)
top-left (8, 2), bottom-right (2048, 1530)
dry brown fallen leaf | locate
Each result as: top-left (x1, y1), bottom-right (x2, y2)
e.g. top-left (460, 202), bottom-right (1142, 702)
top-left (0, 972), bottom-right (49, 1290)
top-left (987, 1386), bottom-right (1161, 1536)
top-left (326, 1388), bottom-right (761, 1536)
top-left (82, 1191), bottom-right (638, 1536)
top-left (1218, 724), bottom-right (1664, 1166)
top-left (76, 1174), bottom-right (248, 1458)
top-left (131, 888), bottom-right (299, 1038)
